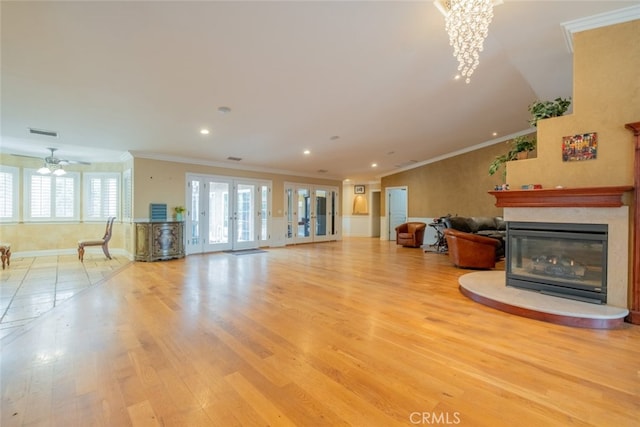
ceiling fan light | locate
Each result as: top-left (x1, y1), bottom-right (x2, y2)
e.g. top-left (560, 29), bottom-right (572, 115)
top-left (37, 165), bottom-right (51, 175)
top-left (52, 167), bottom-right (66, 176)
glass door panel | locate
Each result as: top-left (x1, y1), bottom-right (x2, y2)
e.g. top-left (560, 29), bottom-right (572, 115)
top-left (259, 185), bottom-right (269, 242)
top-left (296, 187), bottom-right (313, 243)
top-left (234, 183), bottom-right (256, 249)
top-left (314, 187), bottom-right (338, 242)
top-left (315, 189), bottom-right (327, 237)
top-left (204, 179), bottom-right (231, 252)
top-left (285, 188), bottom-right (295, 242)
top-left (187, 179), bottom-right (201, 253)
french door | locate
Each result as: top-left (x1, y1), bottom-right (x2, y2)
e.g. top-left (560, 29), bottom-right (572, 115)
top-left (285, 183), bottom-right (339, 244)
top-left (186, 174), bottom-right (271, 254)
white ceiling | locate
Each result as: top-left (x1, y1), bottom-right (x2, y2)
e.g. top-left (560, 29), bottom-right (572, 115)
top-left (2, 1), bottom-right (639, 182)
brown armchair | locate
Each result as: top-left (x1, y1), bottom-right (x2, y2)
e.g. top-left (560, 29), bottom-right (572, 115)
top-left (444, 228), bottom-right (501, 269)
top-left (395, 222), bottom-right (427, 248)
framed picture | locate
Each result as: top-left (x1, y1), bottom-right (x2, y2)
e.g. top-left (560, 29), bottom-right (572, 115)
top-left (562, 132), bottom-right (597, 162)
top-left (354, 185), bottom-right (365, 194)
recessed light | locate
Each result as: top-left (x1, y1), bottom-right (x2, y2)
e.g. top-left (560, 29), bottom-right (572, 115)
top-left (454, 75), bottom-right (461, 80)
top-left (492, 132), bottom-right (498, 136)
top-left (371, 163), bottom-right (378, 168)
top-left (200, 129), bottom-right (210, 135)
top-left (303, 150), bottom-right (311, 155)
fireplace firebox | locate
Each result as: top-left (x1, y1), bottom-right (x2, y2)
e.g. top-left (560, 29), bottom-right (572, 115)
top-left (506, 222), bottom-right (608, 304)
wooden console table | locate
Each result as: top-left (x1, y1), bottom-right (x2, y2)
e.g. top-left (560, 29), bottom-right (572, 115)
top-left (135, 221), bottom-right (185, 261)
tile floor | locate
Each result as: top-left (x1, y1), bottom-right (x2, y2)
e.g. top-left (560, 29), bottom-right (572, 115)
top-left (0, 253), bottom-right (130, 340)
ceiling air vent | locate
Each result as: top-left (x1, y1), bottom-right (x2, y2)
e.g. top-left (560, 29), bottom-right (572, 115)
top-left (28, 127), bottom-right (58, 138)
top-left (394, 160), bottom-right (418, 168)
top-left (227, 156), bottom-right (242, 161)
top-left (317, 169), bottom-right (328, 174)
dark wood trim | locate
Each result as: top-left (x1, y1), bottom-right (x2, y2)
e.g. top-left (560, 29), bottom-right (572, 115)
top-left (625, 121), bottom-right (640, 324)
top-left (489, 186), bottom-right (633, 208)
top-left (459, 286), bottom-right (627, 329)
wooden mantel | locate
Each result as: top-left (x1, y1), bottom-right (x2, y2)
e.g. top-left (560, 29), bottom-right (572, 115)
top-left (488, 186), bottom-right (633, 208)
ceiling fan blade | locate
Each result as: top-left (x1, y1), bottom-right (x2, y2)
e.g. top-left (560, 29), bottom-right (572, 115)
top-left (10, 153), bottom-right (43, 160)
top-left (60, 159), bottom-right (92, 165)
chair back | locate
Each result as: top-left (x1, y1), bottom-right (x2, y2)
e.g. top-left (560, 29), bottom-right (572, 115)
top-left (103, 217), bottom-right (116, 243)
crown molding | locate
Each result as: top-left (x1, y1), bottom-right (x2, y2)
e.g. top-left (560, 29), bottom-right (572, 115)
top-left (127, 151), bottom-right (343, 181)
top-left (379, 128), bottom-right (536, 179)
top-left (562, 4), bottom-right (640, 53)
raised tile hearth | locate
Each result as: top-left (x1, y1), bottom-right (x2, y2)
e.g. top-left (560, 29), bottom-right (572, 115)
top-left (459, 271), bottom-right (629, 329)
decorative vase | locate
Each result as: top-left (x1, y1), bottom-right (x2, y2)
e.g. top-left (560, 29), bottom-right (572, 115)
top-left (176, 213), bottom-right (183, 221)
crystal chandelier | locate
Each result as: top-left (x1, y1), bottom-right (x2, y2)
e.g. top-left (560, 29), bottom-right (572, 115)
top-left (438, 0), bottom-right (497, 84)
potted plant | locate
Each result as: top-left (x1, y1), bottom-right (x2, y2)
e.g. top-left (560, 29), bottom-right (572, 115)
top-left (488, 135), bottom-right (537, 177)
top-left (528, 97), bottom-right (571, 127)
top-left (174, 206), bottom-right (185, 221)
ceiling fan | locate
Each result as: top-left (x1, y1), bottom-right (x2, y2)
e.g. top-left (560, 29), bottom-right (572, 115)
top-left (12, 147), bottom-right (91, 175)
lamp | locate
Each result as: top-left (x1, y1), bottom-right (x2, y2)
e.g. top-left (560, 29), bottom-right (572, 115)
top-left (37, 163), bottom-right (51, 175)
top-left (436, 0), bottom-right (500, 84)
top-left (37, 162), bottom-right (66, 176)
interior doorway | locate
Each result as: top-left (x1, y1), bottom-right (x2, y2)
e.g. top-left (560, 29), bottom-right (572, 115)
top-left (371, 190), bottom-right (381, 237)
top-left (387, 187), bottom-right (407, 241)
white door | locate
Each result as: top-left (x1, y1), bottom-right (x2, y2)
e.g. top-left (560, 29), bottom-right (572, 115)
top-left (186, 174), bottom-right (270, 254)
top-left (387, 187), bottom-right (407, 240)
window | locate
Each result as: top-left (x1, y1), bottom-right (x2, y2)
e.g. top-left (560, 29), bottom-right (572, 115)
top-left (83, 172), bottom-right (120, 221)
top-left (0, 166), bottom-right (19, 222)
top-left (122, 169), bottom-right (132, 221)
top-left (24, 169), bottom-right (80, 221)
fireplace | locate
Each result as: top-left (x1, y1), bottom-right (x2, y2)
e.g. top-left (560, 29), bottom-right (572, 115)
top-left (506, 221), bottom-right (608, 304)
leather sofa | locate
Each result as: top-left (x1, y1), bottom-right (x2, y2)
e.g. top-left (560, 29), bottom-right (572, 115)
top-left (395, 222), bottom-right (427, 248)
top-left (444, 228), bottom-right (502, 269)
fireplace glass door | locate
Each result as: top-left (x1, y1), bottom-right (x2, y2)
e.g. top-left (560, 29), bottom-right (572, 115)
top-left (506, 222), bottom-right (608, 304)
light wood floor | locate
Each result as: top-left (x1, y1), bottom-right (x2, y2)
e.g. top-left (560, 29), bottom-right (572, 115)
top-left (1, 238), bottom-right (639, 426)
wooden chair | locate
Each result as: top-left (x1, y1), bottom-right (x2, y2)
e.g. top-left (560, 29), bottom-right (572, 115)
top-left (0, 243), bottom-right (10, 270)
top-left (78, 217), bottom-right (115, 262)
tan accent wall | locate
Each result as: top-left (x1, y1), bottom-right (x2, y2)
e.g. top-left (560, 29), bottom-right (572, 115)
top-left (507, 20), bottom-right (640, 188)
top-left (381, 142), bottom-right (510, 218)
